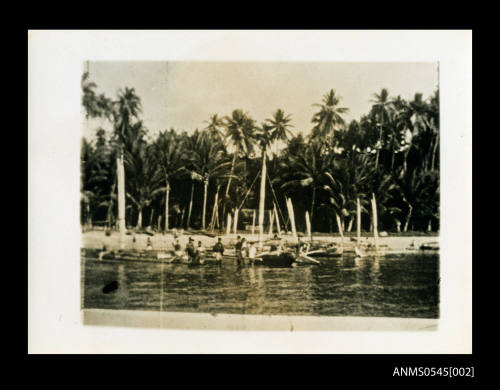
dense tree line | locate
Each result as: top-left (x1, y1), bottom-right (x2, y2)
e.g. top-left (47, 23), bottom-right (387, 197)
top-left (81, 72), bottom-right (439, 235)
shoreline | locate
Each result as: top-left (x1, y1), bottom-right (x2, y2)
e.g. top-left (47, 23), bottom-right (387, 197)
top-left (82, 229), bottom-right (439, 252)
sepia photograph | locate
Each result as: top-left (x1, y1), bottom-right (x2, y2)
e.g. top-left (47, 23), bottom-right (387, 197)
top-left (28, 30), bottom-right (472, 354)
top-left (80, 61), bottom-right (440, 330)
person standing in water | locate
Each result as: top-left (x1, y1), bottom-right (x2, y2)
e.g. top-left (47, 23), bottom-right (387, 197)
top-left (197, 241), bottom-right (206, 264)
top-left (186, 237), bottom-right (199, 264)
top-left (239, 238), bottom-right (248, 266)
top-left (248, 242), bottom-right (257, 265)
top-left (235, 235), bottom-right (242, 266)
top-left (213, 237), bottom-right (224, 264)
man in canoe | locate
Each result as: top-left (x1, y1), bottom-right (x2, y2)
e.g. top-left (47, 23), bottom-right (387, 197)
top-left (213, 237), bottom-right (224, 264)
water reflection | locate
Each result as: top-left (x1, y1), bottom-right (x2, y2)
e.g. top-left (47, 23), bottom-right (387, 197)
top-left (83, 253), bottom-right (439, 319)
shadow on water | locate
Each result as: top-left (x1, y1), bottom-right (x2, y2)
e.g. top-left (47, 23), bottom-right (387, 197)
top-left (82, 252), bottom-right (439, 318)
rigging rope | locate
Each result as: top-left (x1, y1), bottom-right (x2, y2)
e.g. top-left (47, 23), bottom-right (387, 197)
top-left (237, 170), bottom-right (261, 210)
top-left (266, 170), bottom-right (289, 231)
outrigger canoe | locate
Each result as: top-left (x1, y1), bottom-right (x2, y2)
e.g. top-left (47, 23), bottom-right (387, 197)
top-left (419, 242), bottom-right (439, 251)
top-left (82, 248), bottom-right (299, 268)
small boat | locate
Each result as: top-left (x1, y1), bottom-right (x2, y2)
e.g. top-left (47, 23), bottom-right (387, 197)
top-left (419, 242), bottom-right (439, 251)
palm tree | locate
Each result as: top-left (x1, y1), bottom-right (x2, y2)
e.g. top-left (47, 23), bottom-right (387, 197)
top-left (81, 133), bottom-right (112, 228)
top-left (183, 130), bottom-right (205, 229)
top-left (124, 143), bottom-right (163, 229)
top-left (187, 131), bottom-right (233, 230)
top-left (322, 152), bottom-right (372, 233)
top-left (222, 109), bottom-right (257, 223)
top-left (203, 114), bottom-right (224, 143)
top-left (402, 92), bottom-right (429, 175)
top-left (366, 170), bottom-right (401, 231)
top-left (281, 141), bottom-right (331, 230)
top-left (152, 129), bottom-right (185, 231)
top-left (427, 89), bottom-right (440, 172)
top-left (255, 109), bottom-right (293, 242)
top-left (370, 88), bottom-right (392, 169)
top-left (311, 89), bottom-right (349, 142)
top-left (110, 88), bottom-right (142, 243)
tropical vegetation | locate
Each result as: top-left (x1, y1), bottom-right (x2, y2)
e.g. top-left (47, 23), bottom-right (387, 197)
top-left (81, 74), bottom-right (440, 235)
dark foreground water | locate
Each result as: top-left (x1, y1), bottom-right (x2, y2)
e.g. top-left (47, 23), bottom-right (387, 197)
top-left (82, 253), bottom-right (439, 318)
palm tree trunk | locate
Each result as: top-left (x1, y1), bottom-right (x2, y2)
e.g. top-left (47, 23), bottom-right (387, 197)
top-left (431, 134), bottom-right (439, 171)
top-left (117, 149), bottom-right (126, 248)
top-left (310, 186), bottom-right (316, 230)
top-left (357, 197), bottom-right (361, 242)
top-left (86, 202), bottom-right (91, 228)
top-left (209, 184), bottom-right (220, 231)
top-left (258, 150), bottom-right (267, 246)
top-left (187, 181), bottom-right (195, 229)
top-left (347, 216), bottom-right (353, 232)
top-left (371, 193), bottom-right (379, 251)
top-left (403, 145), bottom-right (411, 175)
top-left (403, 201), bottom-right (413, 232)
top-left (222, 150), bottom-right (238, 221)
top-left (149, 208), bottom-right (155, 228)
top-left (375, 119), bottom-right (383, 169)
top-left (180, 208), bottom-right (185, 228)
top-left (225, 152), bottom-right (238, 197)
top-left (335, 213), bottom-right (344, 251)
top-left (202, 179), bottom-right (208, 230)
top-left (391, 137), bottom-right (396, 171)
top-left (136, 207), bottom-right (142, 229)
top-left (164, 181), bottom-right (170, 232)
top-left (106, 176), bottom-right (117, 230)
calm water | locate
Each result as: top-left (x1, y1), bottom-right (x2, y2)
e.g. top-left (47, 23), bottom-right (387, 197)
top-left (82, 253), bottom-right (439, 318)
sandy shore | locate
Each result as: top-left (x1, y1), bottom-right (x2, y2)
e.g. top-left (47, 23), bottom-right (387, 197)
top-left (81, 229), bottom-right (439, 252)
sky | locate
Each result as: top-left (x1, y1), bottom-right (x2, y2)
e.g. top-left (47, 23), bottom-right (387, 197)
top-left (84, 61), bottom-right (438, 140)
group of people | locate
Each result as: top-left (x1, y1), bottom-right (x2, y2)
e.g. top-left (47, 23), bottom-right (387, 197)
top-left (234, 236), bottom-right (257, 266)
top-left (169, 236), bottom-right (225, 265)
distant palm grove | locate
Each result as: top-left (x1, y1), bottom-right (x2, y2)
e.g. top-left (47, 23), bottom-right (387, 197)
top-left (81, 72), bottom-right (439, 235)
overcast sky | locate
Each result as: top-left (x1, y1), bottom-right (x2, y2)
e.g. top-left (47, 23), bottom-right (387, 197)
top-left (84, 61), bottom-right (438, 139)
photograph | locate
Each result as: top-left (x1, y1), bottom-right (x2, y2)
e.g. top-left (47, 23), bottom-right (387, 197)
top-left (28, 30), bottom-right (472, 355)
top-left (80, 60), bottom-right (440, 330)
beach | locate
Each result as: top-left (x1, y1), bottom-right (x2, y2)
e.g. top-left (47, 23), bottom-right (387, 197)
top-left (81, 229), bottom-right (439, 252)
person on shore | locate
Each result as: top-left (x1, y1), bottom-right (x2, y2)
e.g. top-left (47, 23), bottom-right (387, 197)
top-left (146, 237), bottom-right (153, 250)
top-left (213, 237), bottom-right (224, 264)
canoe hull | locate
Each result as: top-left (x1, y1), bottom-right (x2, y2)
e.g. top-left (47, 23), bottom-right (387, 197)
top-left (260, 253), bottom-right (295, 267)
